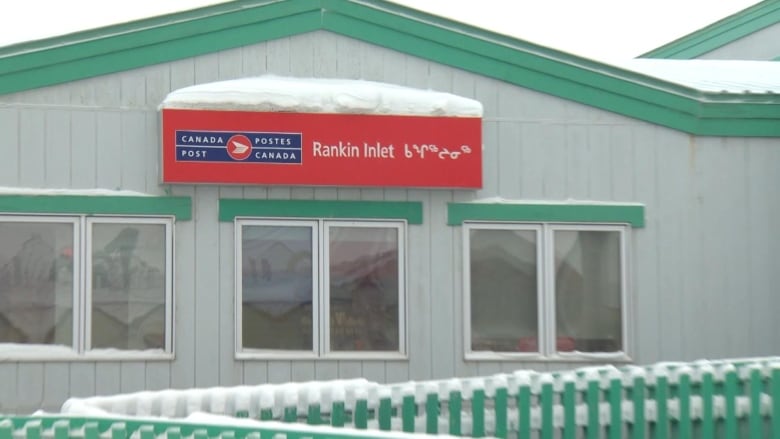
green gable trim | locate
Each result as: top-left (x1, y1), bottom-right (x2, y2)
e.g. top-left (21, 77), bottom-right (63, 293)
top-left (0, 195), bottom-right (192, 220)
top-left (1, 0), bottom-right (779, 136)
top-left (447, 203), bottom-right (645, 228)
top-left (219, 199), bottom-right (423, 224)
top-left (641, 0), bottom-right (780, 59)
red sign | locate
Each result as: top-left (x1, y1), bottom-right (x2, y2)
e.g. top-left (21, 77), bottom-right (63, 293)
top-left (161, 109), bottom-right (482, 189)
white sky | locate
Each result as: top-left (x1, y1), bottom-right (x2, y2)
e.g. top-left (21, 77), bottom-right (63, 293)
top-left (0, 0), bottom-right (763, 62)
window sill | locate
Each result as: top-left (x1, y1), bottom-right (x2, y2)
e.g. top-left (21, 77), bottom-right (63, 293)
top-left (0, 345), bottom-right (174, 362)
top-left (236, 351), bottom-right (408, 361)
top-left (465, 351), bottom-right (632, 363)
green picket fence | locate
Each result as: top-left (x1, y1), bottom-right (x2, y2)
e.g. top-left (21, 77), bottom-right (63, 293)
top-left (59, 357), bottom-right (780, 439)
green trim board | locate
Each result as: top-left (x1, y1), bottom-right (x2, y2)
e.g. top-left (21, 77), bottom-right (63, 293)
top-left (641, 0), bottom-right (780, 59)
top-left (447, 203), bottom-right (645, 228)
top-left (219, 199), bottom-right (423, 224)
top-left (0, 1), bottom-right (778, 137)
top-left (0, 195), bottom-right (192, 220)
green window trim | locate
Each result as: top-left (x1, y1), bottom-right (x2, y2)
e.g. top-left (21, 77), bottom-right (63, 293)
top-left (219, 199), bottom-right (423, 224)
top-left (447, 202), bottom-right (645, 228)
top-left (0, 195), bottom-right (192, 220)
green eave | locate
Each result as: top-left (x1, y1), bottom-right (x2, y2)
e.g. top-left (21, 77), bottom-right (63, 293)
top-left (641, 0), bottom-right (780, 59)
top-left (219, 199), bottom-right (423, 224)
top-left (0, 195), bottom-right (192, 220)
top-left (1, 0), bottom-right (779, 137)
top-left (447, 203), bottom-right (645, 228)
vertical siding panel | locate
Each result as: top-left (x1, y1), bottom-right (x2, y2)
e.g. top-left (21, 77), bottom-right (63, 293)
top-left (747, 141), bottom-right (774, 354)
top-left (94, 363), bottom-right (121, 396)
top-left (0, 108), bottom-right (19, 186)
top-left (218, 47), bottom-right (244, 80)
top-left (587, 125), bottom-right (612, 199)
top-left (291, 362), bottom-right (315, 382)
top-left (120, 362), bottom-right (146, 393)
top-left (195, 54), bottom-right (220, 85)
top-left (0, 364), bottom-right (18, 412)
top-left (44, 110), bottom-right (71, 187)
top-left (145, 112), bottom-right (161, 193)
top-left (243, 362), bottom-right (268, 384)
top-left (72, 76), bottom-right (120, 107)
top-left (337, 38), bottom-right (362, 79)
top-left (361, 362), bottom-right (385, 382)
top-left (359, 39), bottom-right (383, 81)
top-left (219, 187), bottom-right (242, 386)
top-left (654, 131), bottom-right (686, 360)
top-left (170, 58), bottom-right (196, 91)
top-left (120, 71), bottom-right (147, 108)
top-left (145, 363), bottom-right (171, 391)
top-left (69, 363), bottom-right (96, 398)
top-left (609, 125), bottom-right (634, 202)
top-left (268, 360), bottom-right (292, 384)
top-left (145, 65), bottom-right (171, 108)
top-left (171, 187), bottom-right (196, 389)
top-left (194, 186), bottom-right (220, 387)
top-left (540, 124), bottom-right (567, 199)
top-left (71, 111), bottom-right (97, 188)
top-left (631, 125), bottom-right (659, 363)
top-left (95, 112), bottom-right (122, 189)
top-left (315, 362), bottom-right (339, 381)
top-left (770, 146), bottom-right (780, 353)
top-left (519, 124), bottom-right (545, 199)
top-left (289, 34), bottom-right (315, 77)
top-left (403, 56), bottom-right (429, 89)
top-left (313, 33), bottom-right (338, 77)
top-left (428, 191), bottom-right (455, 380)
top-left (564, 125), bottom-right (589, 199)
top-left (406, 189), bottom-right (432, 381)
top-left (42, 363), bottom-right (70, 411)
top-left (242, 43), bottom-right (267, 76)
top-left (381, 49), bottom-right (406, 84)
top-left (497, 122), bottom-right (522, 198)
top-left (16, 364), bottom-right (44, 412)
top-left (19, 109), bottom-right (45, 187)
top-left (266, 38), bottom-right (291, 75)
top-left (120, 112), bottom-right (147, 192)
top-left (338, 361), bottom-right (362, 379)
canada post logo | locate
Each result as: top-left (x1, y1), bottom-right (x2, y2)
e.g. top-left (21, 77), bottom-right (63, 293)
top-left (175, 130), bottom-right (302, 164)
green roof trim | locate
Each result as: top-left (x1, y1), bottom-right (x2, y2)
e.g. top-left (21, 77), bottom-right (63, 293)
top-left (0, 195), bottom-right (192, 220)
top-left (641, 0), bottom-right (780, 59)
top-left (219, 199), bottom-right (423, 224)
top-left (447, 203), bottom-right (645, 228)
top-left (1, 0), bottom-right (779, 136)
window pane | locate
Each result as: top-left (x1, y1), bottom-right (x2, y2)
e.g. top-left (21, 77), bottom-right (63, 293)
top-left (329, 226), bottom-right (399, 352)
top-left (91, 223), bottom-right (167, 350)
top-left (241, 225), bottom-right (313, 350)
top-left (555, 230), bottom-right (622, 353)
top-left (0, 221), bottom-right (74, 345)
top-left (469, 229), bottom-right (538, 352)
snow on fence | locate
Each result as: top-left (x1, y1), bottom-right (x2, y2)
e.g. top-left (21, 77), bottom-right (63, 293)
top-left (56, 357), bottom-right (780, 439)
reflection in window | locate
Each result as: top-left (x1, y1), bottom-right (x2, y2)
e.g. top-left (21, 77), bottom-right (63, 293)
top-left (241, 225), bottom-right (313, 351)
top-left (0, 221), bottom-right (74, 346)
top-left (90, 223), bottom-right (167, 350)
top-left (328, 226), bottom-right (399, 352)
top-left (555, 230), bottom-right (622, 353)
top-left (469, 229), bottom-right (538, 352)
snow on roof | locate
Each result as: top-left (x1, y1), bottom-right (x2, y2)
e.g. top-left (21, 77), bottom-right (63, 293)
top-left (160, 75), bottom-right (483, 117)
top-left (613, 59), bottom-right (780, 94)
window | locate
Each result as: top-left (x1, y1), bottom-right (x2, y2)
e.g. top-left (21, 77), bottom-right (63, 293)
top-left (236, 219), bottom-right (405, 358)
top-left (0, 215), bottom-right (174, 358)
top-left (464, 222), bottom-right (628, 360)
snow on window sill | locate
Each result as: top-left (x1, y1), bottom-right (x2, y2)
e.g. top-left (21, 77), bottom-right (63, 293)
top-left (465, 350), bottom-right (632, 363)
top-left (0, 344), bottom-right (173, 362)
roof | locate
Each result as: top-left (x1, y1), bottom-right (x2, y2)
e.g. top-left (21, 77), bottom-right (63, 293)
top-left (1, 0), bottom-right (779, 137)
top-left (641, 0), bottom-right (780, 59)
top-left (614, 59), bottom-right (780, 93)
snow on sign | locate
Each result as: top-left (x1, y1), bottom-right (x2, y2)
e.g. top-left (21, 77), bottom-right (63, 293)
top-left (160, 76), bottom-right (483, 188)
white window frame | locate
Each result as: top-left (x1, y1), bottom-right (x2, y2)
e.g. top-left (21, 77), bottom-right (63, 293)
top-left (464, 221), bottom-right (631, 362)
top-left (235, 218), bottom-right (407, 360)
top-left (0, 214), bottom-right (175, 361)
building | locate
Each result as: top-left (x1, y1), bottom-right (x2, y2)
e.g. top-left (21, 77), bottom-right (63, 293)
top-left (0, 0), bottom-right (779, 414)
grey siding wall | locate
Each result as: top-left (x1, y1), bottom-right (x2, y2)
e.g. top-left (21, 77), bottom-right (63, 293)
top-left (1, 31), bottom-right (779, 413)
top-left (698, 22), bottom-right (780, 59)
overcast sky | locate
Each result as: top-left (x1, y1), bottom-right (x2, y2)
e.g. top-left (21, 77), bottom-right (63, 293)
top-left (0, 0), bottom-right (763, 61)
